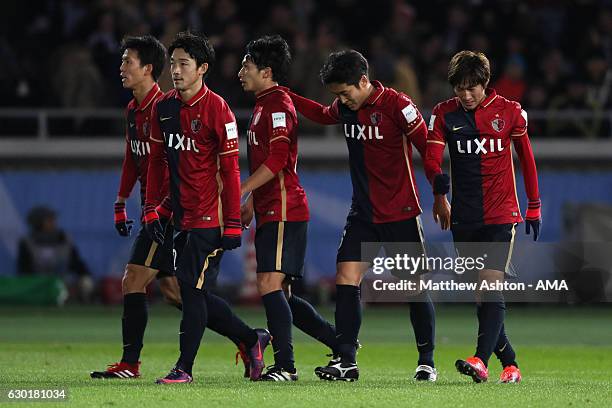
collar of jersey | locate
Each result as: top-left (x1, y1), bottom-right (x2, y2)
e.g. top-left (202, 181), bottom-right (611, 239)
top-left (457, 87), bottom-right (498, 111)
top-left (362, 80), bottom-right (385, 107)
top-left (256, 85), bottom-right (284, 99)
top-left (137, 83), bottom-right (162, 111)
top-left (176, 83), bottom-right (210, 107)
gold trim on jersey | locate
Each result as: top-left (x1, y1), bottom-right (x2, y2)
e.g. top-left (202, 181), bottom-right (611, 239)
top-left (270, 136), bottom-right (291, 143)
top-left (509, 148), bottom-right (521, 217)
top-left (405, 118), bottom-right (425, 136)
top-left (219, 149), bottom-right (239, 156)
top-left (427, 140), bottom-right (446, 145)
top-left (196, 248), bottom-right (223, 289)
top-left (402, 135), bottom-right (423, 214)
top-left (275, 222), bottom-right (285, 271)
top-left (483, 94), bottom-right (498, 108)
top-left (216, 156), bottom-right (224, 230)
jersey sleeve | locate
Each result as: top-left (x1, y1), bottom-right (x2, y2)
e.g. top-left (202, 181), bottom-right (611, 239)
top-left (263, 106), bottom-right (294, 174)
top-left (144, 101), bottom-right (167, 208)
top-left (214, 100), bottom-right (240, 157)
top-left (424, 104), bottom-right (447, 185)
top-left (510, 102), bottom-right (528, 138)
top-left (288, 91), bottom-right (340, 125)
top-left (394, 93), bottom-right (427, 158)
top-left (117, 121), bottom-right (138, 198)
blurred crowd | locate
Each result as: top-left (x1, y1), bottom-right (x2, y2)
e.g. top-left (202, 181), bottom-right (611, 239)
top-left (2, 0), bottom-right (612, 137)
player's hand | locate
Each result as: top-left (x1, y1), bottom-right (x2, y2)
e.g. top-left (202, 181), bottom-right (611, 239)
top-left (143, 205), bottom-right (165, 245)
top-left (525, 199), bottom-right (542, 241)
top-left (433, 194), bottom-right (451, 230)
top-left (240, 200), bottom-right (254, 230)
top-left (114, 202), bottom-right (134, 237)
top-left (222, 219), bottom-right (242, 250)
top-left (156, 196), bottom-right (173, 223)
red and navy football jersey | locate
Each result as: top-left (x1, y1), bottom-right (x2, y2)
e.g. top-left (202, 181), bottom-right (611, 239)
top-left (290, 81), bottom-right (427, 223)
top-left (117, 83), bottom-right (167, 208)
top-left (146, 84), bottom-right (241, 230)
top-left (426, 88), bottom-right (539, 225)
top-left (247, 86), bottom-right (309, 226)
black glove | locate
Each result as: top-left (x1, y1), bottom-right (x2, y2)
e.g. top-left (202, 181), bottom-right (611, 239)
top-left (525, 199), bottom-right (542, 241)
top-left (221, 219), bottom-right (242, 250)
top-left (143, 204), bottom-right (165, 245)
top-left (114, 202), bottom-right (134, 237)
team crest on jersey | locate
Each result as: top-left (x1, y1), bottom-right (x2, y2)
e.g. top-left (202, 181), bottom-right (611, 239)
top-left (191, 119), bottom-right (202, 133)
top-left (370, 112), bottom-right (382, 125)
top-left (142, 121), bottom-right (150, 137)
top-left (253, 110), bottom-right (262, 126)
top-left (491, 118), bottom-right (505, 132)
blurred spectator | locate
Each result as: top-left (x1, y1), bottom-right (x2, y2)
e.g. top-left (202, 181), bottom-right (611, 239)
top-left (17, 206), bottom-right (94, 303)
top-left (494, 54), bottom-right (527, 103)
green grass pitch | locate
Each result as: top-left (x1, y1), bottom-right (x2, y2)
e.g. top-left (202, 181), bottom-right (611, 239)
top-left (1, 304), bottom-right (611, 407)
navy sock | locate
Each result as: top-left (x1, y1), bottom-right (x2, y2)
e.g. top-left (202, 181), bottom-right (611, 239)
top-left (121, 293), bottom-right (148, 364)
top-left (475, 292), bottom-right (505, 367)
top-left (206, 292), bottom-right (257, 348)
top-left (288, 294), bottom-right (337, 353)
top-left (175, 283), bottom-right (208, 375)
top-left (494, 324), bottom-right (518, 368)
top-left (335, 284), bottom-right (361, 363)
top-left (409, 292), bottom-right (435, 367)
top-left (262, 290), bottom-right (294, 371)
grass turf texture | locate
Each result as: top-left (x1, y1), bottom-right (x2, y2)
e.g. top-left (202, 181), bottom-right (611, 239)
top-left (1, 305), bottom-right (611, 407)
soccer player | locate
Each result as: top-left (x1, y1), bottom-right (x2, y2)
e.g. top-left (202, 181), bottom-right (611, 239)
top-left (288, 50), bottom-right (437, 382)
top-left (425, 50), bottom-right (541, 384)
top-left (90, 35), bottom-right (256, 380)
top-left (238, 35), bottom-right (338, 381)
top-left (144, 31), bottom-right (270, 384)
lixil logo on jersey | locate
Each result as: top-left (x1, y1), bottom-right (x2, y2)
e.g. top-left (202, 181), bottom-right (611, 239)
top-left (165, 133), bottom-right (200, 153)
top-left (343, 124), bottom-right (384, 140)
top-left (130, 140), bottom-right (150, 156)
top-left (456, 138), bottom-right (504, 154)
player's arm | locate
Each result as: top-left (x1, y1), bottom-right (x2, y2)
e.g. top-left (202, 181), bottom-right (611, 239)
top-left (114, 113), bottom-right (138, 236)
top-left (396, 94), bottom-right (428, 158)
top-left (511, 105), bottom-right (541, 241)
top-left (143, 102), bottom-right (166, 244)
top-left (241, 111), bottom-right (293, 196)
top-left (424, 105), bottom-right (451, 230)
top-left (217, 104), bottom-right (242, 250)
top-left (286, 90), bottom-right (340, 125)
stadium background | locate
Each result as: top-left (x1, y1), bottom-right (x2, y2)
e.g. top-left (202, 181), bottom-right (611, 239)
top-left (0, 1), bottom-right (611, 406)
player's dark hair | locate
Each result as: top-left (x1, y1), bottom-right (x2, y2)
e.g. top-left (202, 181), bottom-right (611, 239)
top-left (120, 35), bottom-right (166, 81)
top-left (245, 35), bottom-right (291, 84)
top-left (319, 50), bottom-right (369, 86)
top-left (448, 50), bottom-right (490, 89)
top-left (168, 31), bottom-right (215, 79)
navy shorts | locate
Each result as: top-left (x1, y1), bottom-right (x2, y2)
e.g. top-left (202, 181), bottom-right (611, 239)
top-left (127, 220), bottom-right (174, 279)
top-left (255, 221), bottom-right (307, 279)
top-left (337, 215), bottom-right (426, 264)
top-left (451, 223), bottom-right (517, 276)
top-left (173, 228), bottom-right (223, 290)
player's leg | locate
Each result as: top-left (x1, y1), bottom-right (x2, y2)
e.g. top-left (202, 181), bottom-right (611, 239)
top-left (156, 229), bottom-right (213, 384)
top-left (282, 221), bottom-right (337, 355)
top-left (254, 222), bottom-right (296, 378)
top-left (316, 216), bottom-right (372, 382)
top-left (385, 216), bottom-right (437, 381)
top-left (287, 286), bottom-right (337, 355)
top-left (91, 226), bottom-right (161, 379)
top-left (494, 324), bottom-right (521, 383)
top-left (158, 237), bottom-right (255, 377)
top-left (204, 289), bottom-right (270, 380)
top-left (455, 224), bottom-right (516, 383)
